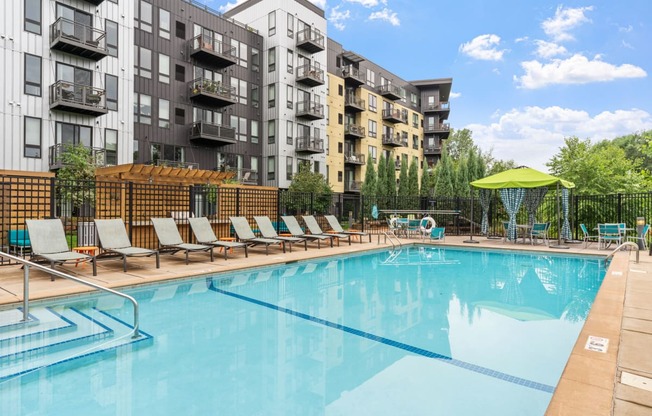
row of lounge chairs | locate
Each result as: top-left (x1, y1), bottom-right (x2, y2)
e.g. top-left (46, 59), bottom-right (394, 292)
top-left (23, 215), bottom-right (370, 279)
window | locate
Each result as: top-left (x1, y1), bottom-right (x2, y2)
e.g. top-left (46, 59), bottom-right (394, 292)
top-left (251, 156), bottom-right (258, 176)
top-left (231, 77), bottom-right (247, 105)
top-left (105, 20), bottom-right (118, 57)
top-left (338, 143), bottom-right (343, 153)
top-left (286, 121), bottom-right (293, 145)
top-left (412, 113), bottom-right (419, 128)
top-left (105, 74), bottom-right (118, 111)
top-left (230, 39), bottom-right (248, 68)
top-left (24, 0), bottom-right (41, 34)
top-left (135, 46), bottom-right (152, 79)
top-left (286, 157), bottom-right (293, 180)
top-left (313, 160), bottom-right (320, 174)
top-left (287, 13), bottom-right (294, 37)
top-left (338, 85), bottom-right (343, 96)
top-left (105, 129), bottom-right (118, 165)
top-left (268, 48), bottom-right (276, 72)
top-left (366, 69), bottom-right (375, 88)
top-left (133, 139), bottom-right (139, 162)
top-left (56, 122), bottom-right (92, 147)
top-left (338, 114), bottom-right (343, 125)
top-left (134, 94), bottom-right (152, 125)
top-left (251, 48), bottom-right (260, 72)
top-left (251, 120), bottom-right (259, 144)
top-left (268, 11), bottom-right (276, 36)
top-left (268, 120), bottom-right (276, 144)
top-left (286, 85), bottom-right (293, 109)
top-left (55, 62), bottom-right (91, 91)
top-left (175, 21), bottom-right (185, 38)
top-left (368, 94), bottom-right (377, 112)
top-left (159, 53), bottom-right (170, 84)
top-left (251, 85), bottom-right (259, 108)
top-left (368, 120), bottom-right (377, 138)
top-left (231, 115), bottom-right (248, 142)
top-left (175, 108), bottom-right (185, 125)
top-left (135, 1), bottom-right (153, 33)
top-left (410, 93), bottom-right (418, 106)
top-left (413, 134), bottom-right (419, 150)
top-left (338, 171), bottom-right (343, 182)
top-left (24, 117), bottom-right (41, 158)
top-left (287, 50), bottom-right (293, 73)
top-left (175, 64), bottom-right (185, 82)
top-left (368, 145), bottom-right (377, 163)
top-left (159, 99), bottom-right (169, 128)
top-left (151, 143), bottom-right (161, 164)
top-left (24, 54), bottom-right (41, 96)
top-left (267, 156), bottom-right (276, 181)
top-left (163, 145), bottom-right (185, 164)
top-left (268, 83), bottom-right (276, 108)
top-left (159, 9), bottom-right (170, 39)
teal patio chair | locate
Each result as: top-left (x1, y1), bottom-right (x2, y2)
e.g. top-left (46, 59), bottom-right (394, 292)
top-left (627, 224), bottom-right (650, 250)
top-left (530, 223), bottom-right (550, 246)
top-left (579, 224), bottom-right (598, 248)
top-left (429, 227), bottom-right (446, 242)
top-left (597, 223), bottom-right (622, 250)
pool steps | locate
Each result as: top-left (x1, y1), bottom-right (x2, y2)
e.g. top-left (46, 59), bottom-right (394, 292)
top-left (0, 306), bottom-right (152, 381)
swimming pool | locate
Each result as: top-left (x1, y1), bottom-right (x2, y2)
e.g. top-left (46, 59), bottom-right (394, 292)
top-left (0, 246), bottom-right (605, 415)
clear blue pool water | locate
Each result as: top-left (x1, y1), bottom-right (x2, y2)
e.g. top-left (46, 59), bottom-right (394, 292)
top-left (0, 246), bottom-right (605, 415)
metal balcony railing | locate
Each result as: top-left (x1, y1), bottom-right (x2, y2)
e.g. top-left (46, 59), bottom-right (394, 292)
top-left (50, 17), bottom-right (107, 60)
top-left (296, 101), bottom-right (325, 120)
top-left (344, 152), bottom-right (366, 165)
top-left (344, 124), bottom-right (365, 138)
top-left (49, 81), bottom-right (107, 116)
top-left (49, 143), bottom-right (106, 170)
top-left (344, 94), bottom-right (365, 111)
top-left (296, 27), bottom-right (325, 53)
top-left (341, 65), bottom-right (366, 86)
top-left (296, 64), bottom-right (325, 86)
top-left (188, 77), bottom-right (238, 106)
top-left (190, 121), bottom-right (236, 145)
top-left (188, 34), bottom-right (237, 67)
top-left (296, 137), bottom-right (325, 153)
top-left (345, 181), bottom-right (363, 192)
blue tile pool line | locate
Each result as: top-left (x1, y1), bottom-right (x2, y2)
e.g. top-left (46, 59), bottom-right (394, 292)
top-left (208, 281), bottom-right (555, 394)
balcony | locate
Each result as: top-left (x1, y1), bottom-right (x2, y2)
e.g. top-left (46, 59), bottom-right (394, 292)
top-left (226, 168), bottom-right (258, 185)
top-left (189, 121), bottom-right (236, 146)
top-left (424, 101), bottom-right (450, 116)
top-left (50, 18), bottom-right (107, 61)
top-left (382, 109), bottom-right (407, 124)
top-left (296, 137), bottom-right (325, 154)
top-left (296, 101), bottom-right (325, 120)
top-left (345, 181), bottom-right (362, 193)
top-left (377, 84), bottom-right (403, 101)
top-left (424, 145), bottom-right (442, 155)
top-left (341, 65), bottom-right (365, 87)
top-left (49, 143), bottom-right (106, 170)
top-left (344, 124), bottom-right (365, 139)
top-left (296, 64), bottom-right (325, 87)
top-left (394, 161), bottom-right (403, 170)
top-left (424, 123), bottom-right (451, 134)
top-left (83, 0), bottom-right (104, 4)
top-left (296, 27), bottom-right (325, 53)
top-left (152, 159), bottom-right (200, 169)
top-left (382, 134), bottom-right (407, 148)
top-left (189, 78), bottom-right (238, 107)
top-left (188, 35), bottom-right (238, 68)
top-left (49, 81), bottom-right (108, 116)
top-left (344, 152), bottom-right (366, 165)
top-left (344, 94), bottom-right (365, 112)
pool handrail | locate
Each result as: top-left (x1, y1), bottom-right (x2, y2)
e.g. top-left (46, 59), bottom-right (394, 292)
top-left (605, 241), bottom-right (639, 265)
top-left (0, 250), bottom-right (140, 338)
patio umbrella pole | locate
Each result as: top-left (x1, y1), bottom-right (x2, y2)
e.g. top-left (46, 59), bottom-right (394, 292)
top-left (550, 182), bottom-right (569, 249)
top-left (464, 188), bottom-right (479, 244)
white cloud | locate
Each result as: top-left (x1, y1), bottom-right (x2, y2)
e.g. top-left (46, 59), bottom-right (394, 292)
top-left (515, 54), bottom-right (647, 89)
top-left (541, 5), bottom-right (593, 42)
top-left (368, 8), bottom-right (400, 26)
top-left (466, 106), bottom-right (652, 171)
top-left (310, 0), bottom-right (327, 9)
top-left (450, 92), bottom-right (462, 99)
top-left (534, 40), bottom-right (567, 58)
top-left (459, 34), bottom-right (506, 61)
top-left (345, 0), bottom-right (387, 7)
top-left (330, 6), bottom-right (352, 31)
top-left (218, 0), bottom-right (247, 12)
top-left (619, 24), bottom-right (633, 33)
top-left (515, 36), bottom-right (529, 43)
top-left (622, 40), bottom-right (634, 49)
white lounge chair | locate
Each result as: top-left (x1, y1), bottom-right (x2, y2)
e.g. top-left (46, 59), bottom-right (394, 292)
top-left (254, 216), bottom-right (307, 252)
top-left (188, 217), bottom-right (248, 260)
top-left (303, 215), bottom-right (351, 245)
top-left (151, 218), bottom-right (214, 264)
top-left (229, 216), bottom-right (285, 255)
top-left (94, 218), bottom-right (160, 272)
top-left (25, 219), bottom-right (97, 280)
top-left (324, 215), bottom-right (371, 243)
top-left (281, 216), bottom-right (333, 248)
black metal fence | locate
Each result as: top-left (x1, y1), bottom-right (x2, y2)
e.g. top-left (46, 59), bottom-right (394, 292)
top-left (2, 173), bottom-right (652, 265)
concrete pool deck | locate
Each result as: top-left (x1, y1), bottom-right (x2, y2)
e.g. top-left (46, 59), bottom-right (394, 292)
top-left (0, 235), bottom-right (651, 415)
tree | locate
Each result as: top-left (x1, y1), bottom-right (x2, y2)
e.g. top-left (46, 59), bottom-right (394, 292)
top-left (614, 130), bottom-right (652, 174)
top-left (385, 154), bottom-right (397, 197)
top-left (56, 144), bottom-right (97, 213)
top-left (487, 158), bottom-right (517, 175)
top-left (286, 163), bottom-right (332, 213)
top-left (408, 158), bottom-right (419, 196)
top-left (455, 157), bottom-right (470, 197)
top-left (377, 153), bottom-right (388, 195)
top-left (445, 128), bottom-right (478, 162)
top-left (361, 157), bottom-right (377, 196)
top-left (397, 159), bottom-right (409, 197)
top-left (419, 165), bottom-right (433, 196)
top-left (435, 150), bottom-right (454, 197)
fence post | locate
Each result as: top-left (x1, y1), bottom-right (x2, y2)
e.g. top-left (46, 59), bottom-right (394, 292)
top-left (188, 185), bottom-right (196, 241)
top-left (236, 188), bottom-right (241, 217)
top-left (49, 177), bottom-right (56, 218)
top-left (128, 181), bottom-right (134, 242)
top-left (310, 192), bottom-right (314, 214)
top-left (276, 189), bottom-right (281, 232)
top-left (617, 193), bottom-right (623, 224)
top-left (361, 194), bottom-right (365, 232)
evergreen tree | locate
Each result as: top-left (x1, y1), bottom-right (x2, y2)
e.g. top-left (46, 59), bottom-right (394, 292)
top-left (397, 159), bottom-right (409, 209)
top-left (408, 159), bottom-right (419, 196)
top-left (385, 154), bottom-right (397, 198)
top-left (377, 153), bottom-right (387, 195)
top-left (361, 157), bottom-right (377, 196)
top-left (456, 157), bottom-right (470, 197)
top-left (436, 151), bottom-right (455, 197)
top-left (420, 164), bottom-right (432, 196)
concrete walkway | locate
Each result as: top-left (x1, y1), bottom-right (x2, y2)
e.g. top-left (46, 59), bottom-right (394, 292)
top-left (1, 235), bottom-right (651, 415)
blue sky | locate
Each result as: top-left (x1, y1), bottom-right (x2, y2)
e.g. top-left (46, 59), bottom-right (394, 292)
top-left (201, 0), bottom-right (651, 172)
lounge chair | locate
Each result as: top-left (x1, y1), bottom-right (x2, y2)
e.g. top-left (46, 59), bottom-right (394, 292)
top-left (188, 217), bottom-right (248, 260)
top-left (302, 215), bottom-right (351, 245)
top-left (94, 219), bottom-right (160, 272)
top-left (324, 215), bottom-right (371, 243)
top-left (281, 216), bottom-right (334, 248)
top-left (151, 218), bottom-right (214, 264)
top-left (25, 219), bottom-right (97, 280)
top-left (229, 216), bottom-right (286, 255)
top-left (253, 216), bottom-right (307, 252)
top-left (429, 227), bottom-right (446, 242)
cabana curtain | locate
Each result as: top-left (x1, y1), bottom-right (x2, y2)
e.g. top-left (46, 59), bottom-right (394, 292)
top-left (523, 187), bottom-right (549, 226)
top-left (561, 188), bottom-right (571, 240)
top-left (500, 188), bottom-right (526, 241)
top-left (479, 189), bottom-right (492, 235)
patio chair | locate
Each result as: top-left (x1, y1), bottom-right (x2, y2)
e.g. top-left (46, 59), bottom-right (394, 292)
top-left (151, 218), bottom-right (214, 264)
top-left (281, 216), bottom-right (334, 248)
top-left (627, 223), bottom-right (650, 250)
top-left (188, 217), bottom-right (248, 260)
top-left (530, 222), bottom-right (550, 246)
top-left (418, 217), bottom-right (437, 240)
top-left (94, 219), bottom-right (160, 272)
top-left (597, 223), bottom-right (622, 250)
top-left (429, 227), bottom-right (446, 242)
top-left (25, 219), bottom-right (97, 280)
top-left (302, 215), bottom-right (352, 245)
top-left (8, 228), bottom-right (31, 256)
top-left (254, 216), bottom-right (307, 252)
top-left (579, 224), bottom-right (599, 248)
top-left (229, 217), bottom-right (286, 255)
top-left (323, 215), bottom-right (371, 243)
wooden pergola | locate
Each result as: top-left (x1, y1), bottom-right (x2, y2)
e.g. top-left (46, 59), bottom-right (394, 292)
top-left (95, 164), bottom-right (236, 186)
